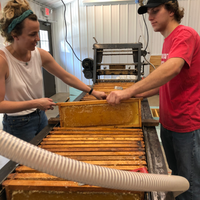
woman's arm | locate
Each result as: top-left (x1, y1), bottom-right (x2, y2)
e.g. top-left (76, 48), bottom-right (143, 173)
top-left (38, 48), bottom-right (107, 100)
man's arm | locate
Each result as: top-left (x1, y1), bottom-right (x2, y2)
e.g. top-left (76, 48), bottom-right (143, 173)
top-left (107, 57), bottom-right (185, 105)
top-left (134, 87), bottom-right (160, 98)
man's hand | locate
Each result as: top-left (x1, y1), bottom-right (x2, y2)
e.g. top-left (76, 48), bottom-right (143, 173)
top-left (106, 90), bottom-right (132, 105)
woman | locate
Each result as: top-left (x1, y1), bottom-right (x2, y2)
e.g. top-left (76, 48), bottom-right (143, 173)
top-left (0, 0), bottom-right (106, 142)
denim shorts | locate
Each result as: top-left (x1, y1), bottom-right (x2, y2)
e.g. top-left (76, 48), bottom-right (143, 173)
top-left (161, 125), bottom-right (200, 200)
top-left (2, 109), bottom-right (48, 142)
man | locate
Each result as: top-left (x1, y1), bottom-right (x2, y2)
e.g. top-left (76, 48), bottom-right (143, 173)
top-left (106, 0), bottom-right (200, 199)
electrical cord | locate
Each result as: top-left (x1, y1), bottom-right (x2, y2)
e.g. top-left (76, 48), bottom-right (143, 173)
top-left (144, 56), bottom-right (156, 69)
top-left (141, 12), bottom-right (157, 71)
top-left (61, 0), bottom-right (82, 62)
top-left (60, 0), bottom-right (151, 67)
top-left (142, 14), bottom-right (149, 52)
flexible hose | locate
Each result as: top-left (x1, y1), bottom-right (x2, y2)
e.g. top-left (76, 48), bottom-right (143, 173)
top-left (0, 130), bottom-right (189, 196)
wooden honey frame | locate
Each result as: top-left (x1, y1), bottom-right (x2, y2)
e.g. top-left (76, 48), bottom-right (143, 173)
top-left (57, 99), bottom-right (142, 128)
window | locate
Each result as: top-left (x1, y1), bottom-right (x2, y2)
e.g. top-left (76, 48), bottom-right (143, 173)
top-left (39, 30), bottom-right (49, 52)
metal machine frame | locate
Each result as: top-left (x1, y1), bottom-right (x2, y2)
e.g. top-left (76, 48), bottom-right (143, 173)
top-left (92, 43), bottom-right (145, 83)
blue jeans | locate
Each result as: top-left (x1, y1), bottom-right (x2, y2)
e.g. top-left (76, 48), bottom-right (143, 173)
top-left (161, 125), bottom-right (200, 200)
top-left (3, 109), bottom-right (48, 142)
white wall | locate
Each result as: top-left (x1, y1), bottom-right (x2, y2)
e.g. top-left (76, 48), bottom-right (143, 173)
top-left (1, 0), bottom-right (200, 93)
top-left (52, 0), bottom-right (200, 93)
top-left (28, 0), bottom-right (54, 22)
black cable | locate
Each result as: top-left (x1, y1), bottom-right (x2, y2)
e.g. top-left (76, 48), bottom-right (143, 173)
top-left (61, 0), bottom-right (82, 62)
top-left (141, 14), bottom-right (157, 72)
top-left (142, 14), bottom-right (149, 52)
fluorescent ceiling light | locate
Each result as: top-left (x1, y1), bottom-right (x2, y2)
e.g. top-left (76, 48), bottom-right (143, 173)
top-left (83, 0), bottom-right (135, 5)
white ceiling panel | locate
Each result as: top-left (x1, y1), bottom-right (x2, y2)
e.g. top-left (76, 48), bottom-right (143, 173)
top-left (32, 0), bottom-right (74, 8)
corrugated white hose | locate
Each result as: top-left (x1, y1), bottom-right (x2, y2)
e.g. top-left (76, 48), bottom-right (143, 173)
top-left (0, 130), bottom-right (189, 197)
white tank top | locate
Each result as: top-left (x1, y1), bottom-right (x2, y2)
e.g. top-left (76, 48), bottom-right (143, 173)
top-left (2, 47), bottom-right (44, 116)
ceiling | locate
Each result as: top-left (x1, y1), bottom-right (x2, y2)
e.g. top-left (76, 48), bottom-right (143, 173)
top-left (35, 0), bottom-right (137, 9)
top-left (35, 0), bottom-right (74, 9)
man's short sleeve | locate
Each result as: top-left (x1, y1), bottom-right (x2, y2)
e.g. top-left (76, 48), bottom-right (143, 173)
top-left (168, 29), bottom-right (195, 67)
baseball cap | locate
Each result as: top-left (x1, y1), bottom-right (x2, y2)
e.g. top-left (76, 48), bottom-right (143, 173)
top-left (138, 0), bottom-right (177, 15)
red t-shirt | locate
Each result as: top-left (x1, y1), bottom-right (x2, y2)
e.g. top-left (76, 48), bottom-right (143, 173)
top-left (160, 25), bottom-right (200, 132)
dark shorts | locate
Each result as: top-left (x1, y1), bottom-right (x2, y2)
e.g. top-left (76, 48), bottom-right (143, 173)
top-left (3, 109), bottom-right (48, 142)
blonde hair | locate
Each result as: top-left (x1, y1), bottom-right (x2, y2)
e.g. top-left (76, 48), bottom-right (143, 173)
top-left (0, 0), bottom-right (37, 43)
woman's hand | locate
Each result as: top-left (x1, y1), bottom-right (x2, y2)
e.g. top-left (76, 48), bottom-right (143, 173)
top-left (91, 90), bottom-right (107, 100)
top-left (34, 98), bottom-right (57, 111)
